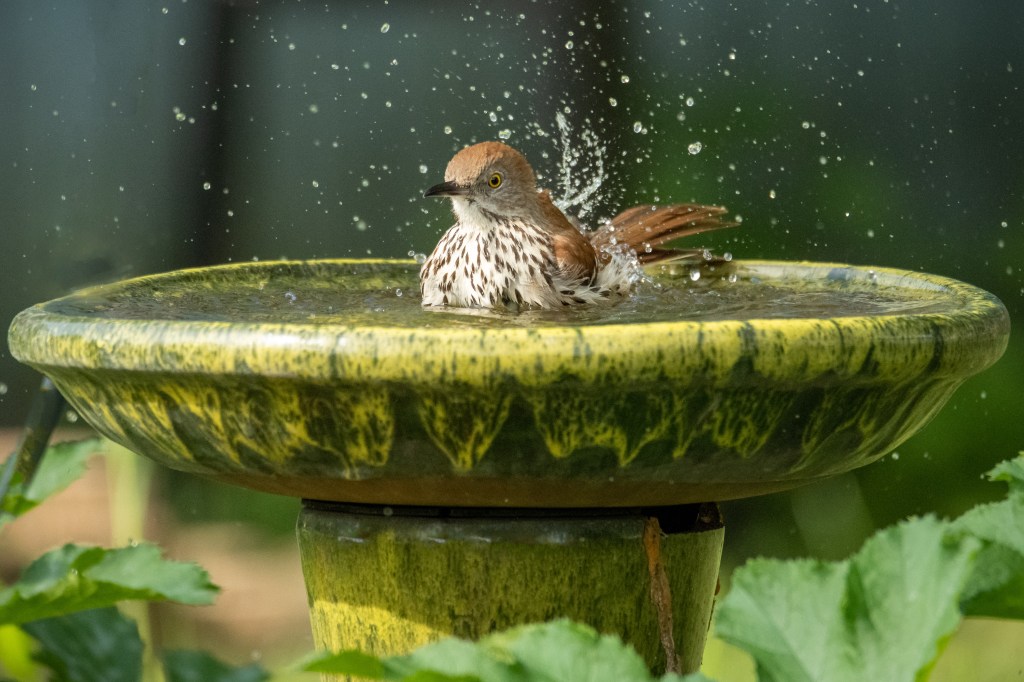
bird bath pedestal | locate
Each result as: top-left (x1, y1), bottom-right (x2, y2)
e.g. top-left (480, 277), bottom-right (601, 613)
top-left (8, 259), bottom-right (1009, 674)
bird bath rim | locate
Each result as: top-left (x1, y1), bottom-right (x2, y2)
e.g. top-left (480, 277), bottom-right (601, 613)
top-left (8, 258), bottom-right (1008, 384)
top-left (7, 258), bottom-right (1010, 507)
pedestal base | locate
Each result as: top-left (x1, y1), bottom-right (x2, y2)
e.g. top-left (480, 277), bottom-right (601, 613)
top-left (297, 502), bottom-right (724, 674)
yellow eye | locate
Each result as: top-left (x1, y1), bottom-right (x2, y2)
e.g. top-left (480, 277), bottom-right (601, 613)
top-left (487, 172), bottom-right (503, 189)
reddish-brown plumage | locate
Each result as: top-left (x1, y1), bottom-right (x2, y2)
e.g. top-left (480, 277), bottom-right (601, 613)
top-left (421, 141), bottom-right (735, 309)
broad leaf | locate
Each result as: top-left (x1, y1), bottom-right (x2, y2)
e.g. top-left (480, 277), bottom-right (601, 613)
top-left (163, 650), bottom-right (269, 682)
top-left (487, 620), bottom-right (655, 681)
top-left (951, 454), bottom-right (1024, 618)
top-left (304, 620), bottom-right (711, 682)
top-left (716, 517), bottom-right (979, 682)
top-left (986, 455), bottom-right (1024, 495)
top-left (843, 517), bottom-right (979, 682)
top-left (714, 558), bottom-right (848, 682)
top-left (0, 543), bottom-right (218, 626)
top-left (1, 440), bottom-right (100, 527)
top-left (22, 607), bottom-right (142, 682)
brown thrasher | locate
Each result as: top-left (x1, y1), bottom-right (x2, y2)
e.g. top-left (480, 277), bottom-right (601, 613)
top-left (420, 141), bottom-right (734, 309)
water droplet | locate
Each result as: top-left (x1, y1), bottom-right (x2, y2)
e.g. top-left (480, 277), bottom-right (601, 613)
top-left (0, 383), bottom-right (7, 395)
top-left (689, 269), bottom-right (701, 281)
top-left (202, 182), bottom-right (212, 190)
top-left (331, 63), bottom-right (340, 70)
top-left (633, 121), bottom-right (643, 133)
top-left (413, 253), bottom-right (427, 264)
top-left (312, 180), bottom-right (320, 188)
top-left (685, 96), bottom-right (695, 107)
top-left (565, 40), bottom-right (574, 49)
top-left (620, 74), bottom-right (630, 84)
top-left (609, 97), bottom-right (618, 107)
top-left (819, 156), bottom-right (828, 165)
top-left (801, 121), bottom-right (811, 129)
top-left (723, 252), bottom-right (733, 262)
top-left (768, 189), bottom-right (776, 199)
top-left (395, 288), bottom-right (403, 297)
top-left (178, 37), bottom-right (186, 46)
top-left (308, 104), bottom-right (319, 114)
top-left (418, 164), bottom-right (428, 174)
top-left (488, 112), bottom-right (497, 122)
top-left (443, 125), bottom-right (453, 135)
top-left (66, 410), bottom-right (79, 423)
top-left (284, 291), bottom-right (297, 303)
top-left (687, 141), bottom-right (703, 155)
top-left (380, 22), bottom-right (390, 33)
top-left (498, 129), bottom-right (512, 139)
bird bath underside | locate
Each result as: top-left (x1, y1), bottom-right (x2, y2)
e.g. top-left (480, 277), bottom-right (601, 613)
top-left (8, 258), bottom-right (1010, 674)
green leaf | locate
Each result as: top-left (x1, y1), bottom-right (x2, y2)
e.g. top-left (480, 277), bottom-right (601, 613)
top-left (716, 517), bottom-right (980, 682)
top-left (390, 637), bottom-right (516, 681)
top-left (844, 517), bottom-right (979, 681)
top-left (486, 619), bottom-right (653, 682)
top-left (163, 650), bottom-right (269, 682)
top-left (1, 439), bottom-right (100, 527)
top-left (22, 607), bottom-right (142, 682)
top-left (303, 620), bottom-right (690, 682)
top-left (986, 455), bottom-right (1024, 494)
top-left (713, 558), bottom-right (848, 682)
top-left (0, 543), bottom-right (218, 626)
top-left (302, 650), bottom-right (388, 678)
top-left (950, 454), bottom-right (1024, 618)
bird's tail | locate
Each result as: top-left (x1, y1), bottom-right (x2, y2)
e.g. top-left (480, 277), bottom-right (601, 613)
top-left (590, 203), bottom-right (737, 265)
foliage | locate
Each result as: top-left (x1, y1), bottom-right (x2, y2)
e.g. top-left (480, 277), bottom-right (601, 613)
top-left (2, 439), bottom-right (1023, 681)
top-left (303, 619), bottom-right (709, 682)
top-left (0, 440), bottom-right (98, 528)
top-left (22, 607), bottom-right (142, 682)
top-left (715, 454), bottom-right (1024, 682)
top-left (0, 542), bottom-right (218, 626)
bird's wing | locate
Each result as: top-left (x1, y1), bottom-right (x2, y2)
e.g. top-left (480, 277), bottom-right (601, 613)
top-left (591, 203), bottom-right (736, 264)
top-left (538, 189), bottom-right (599, 282)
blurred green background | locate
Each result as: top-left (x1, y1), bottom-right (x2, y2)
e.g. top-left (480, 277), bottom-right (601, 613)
top-left (1, 0), bottom-right (1022, 675)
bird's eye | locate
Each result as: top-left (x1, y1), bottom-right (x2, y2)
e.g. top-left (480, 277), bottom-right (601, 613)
top-left (487, 172), bottom-right (503, 189)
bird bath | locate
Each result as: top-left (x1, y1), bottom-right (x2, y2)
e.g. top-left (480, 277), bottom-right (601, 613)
top-left (7, 258), bottom-right (1010, 674)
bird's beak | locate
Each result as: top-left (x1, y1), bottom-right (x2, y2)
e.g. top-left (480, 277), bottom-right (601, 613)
top-left (424, 180), bottom-right (469, 198)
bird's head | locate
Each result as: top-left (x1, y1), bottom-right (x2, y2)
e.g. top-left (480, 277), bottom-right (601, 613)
top-left (424, 141), bottom-right (539, 224)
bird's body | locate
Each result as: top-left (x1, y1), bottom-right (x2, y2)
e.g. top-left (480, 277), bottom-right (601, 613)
top-left (420, 141), bottom-right (734, 309)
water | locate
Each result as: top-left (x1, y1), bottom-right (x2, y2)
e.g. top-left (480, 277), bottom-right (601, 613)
top-left (48, 260), bottom-right (959, 330)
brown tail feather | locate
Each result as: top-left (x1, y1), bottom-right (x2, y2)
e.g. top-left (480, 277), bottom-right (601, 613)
top-left (589, 203), bottom-right (736, 264)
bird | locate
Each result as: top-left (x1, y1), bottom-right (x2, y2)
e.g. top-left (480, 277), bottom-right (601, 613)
top-left (420, 141), bottom-right (735, 309)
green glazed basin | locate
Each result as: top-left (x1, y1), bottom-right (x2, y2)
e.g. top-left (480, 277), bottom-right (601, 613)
top-left (7, 259), bottom-right (1009, 507)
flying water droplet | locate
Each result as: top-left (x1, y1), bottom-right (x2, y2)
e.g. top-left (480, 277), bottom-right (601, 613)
top-left (687, 141), bottom-right (703, 155)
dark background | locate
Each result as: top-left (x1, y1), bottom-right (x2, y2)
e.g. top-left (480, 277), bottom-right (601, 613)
top-left (2, 0), bottom-right (1021, 574)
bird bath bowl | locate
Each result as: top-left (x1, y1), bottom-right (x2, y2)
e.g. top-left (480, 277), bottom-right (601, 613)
top-left (8, 258), bottom-right (1010, 674)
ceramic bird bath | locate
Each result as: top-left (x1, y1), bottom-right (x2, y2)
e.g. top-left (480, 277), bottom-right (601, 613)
top-left (7, 258), bottom-right (1010, 674)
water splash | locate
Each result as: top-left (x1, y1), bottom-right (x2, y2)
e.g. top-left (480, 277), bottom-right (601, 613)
top-left (543, 111), bottom-right (609, 223)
